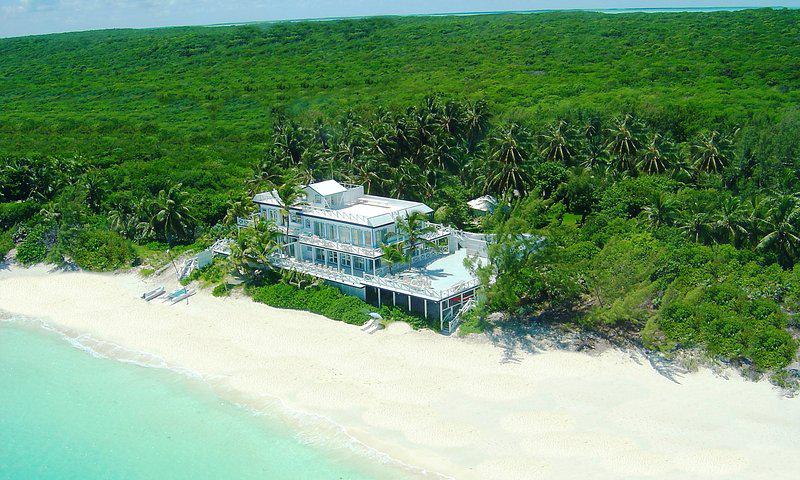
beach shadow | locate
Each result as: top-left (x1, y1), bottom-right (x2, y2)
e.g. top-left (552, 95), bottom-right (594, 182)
top-left (48, 262), bottom-right (81, 273)
top-left (484, 316), bottom-right (690, 383)
top-left (626, 351), bottom-right (687, 384)
top-left (0, 259), bottom-right (10, 271)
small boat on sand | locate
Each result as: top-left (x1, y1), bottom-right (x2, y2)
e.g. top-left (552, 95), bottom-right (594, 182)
top-left (170, 289), bottom-right (196, 304)
top-left (164, 288), bottom-right (188, 302)
top-left (141, 286), bottom-right (165, 301)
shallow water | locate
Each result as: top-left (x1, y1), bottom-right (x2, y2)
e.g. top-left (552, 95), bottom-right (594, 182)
top-left (0, 320), bottom-right (413, 480)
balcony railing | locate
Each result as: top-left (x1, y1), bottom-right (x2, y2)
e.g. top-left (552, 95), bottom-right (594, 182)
top-left (268, 254), bottom-right (365, 288)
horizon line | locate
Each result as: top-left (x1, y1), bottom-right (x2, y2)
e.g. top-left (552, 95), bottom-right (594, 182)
top-left (1, 5), bottom-right (795, 40)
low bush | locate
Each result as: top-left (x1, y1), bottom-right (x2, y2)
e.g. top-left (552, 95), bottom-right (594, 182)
top-left (212, 283), bottom-right (232, 297)
top-left (16, 224), bottom-right (51, 265)
top-left (0, 201), bottom-right (38, 230)
top-left (69, 228), bottom-right (136, 271)
top-left (0, 230), bottom-right (13, 260)
top-left (249, 283), bottom-right (371, 326)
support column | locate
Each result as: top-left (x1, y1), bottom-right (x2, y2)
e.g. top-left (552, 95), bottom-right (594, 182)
top-left (350, 256), bottom-right (354, 276)
top-left (408, 294), bottom-right (411, 311)
top-left (337, 252), bottom-right (341, 272)
top-left (377, 288), bottom-right (381, 308)
top-left (392, 291), bottom-right (396, 307)
top-left (424, 299), bottom-right (428, 319)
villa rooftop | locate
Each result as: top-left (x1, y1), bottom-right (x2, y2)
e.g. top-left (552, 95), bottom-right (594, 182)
top-left (253, 181), bottom-right (433, 227)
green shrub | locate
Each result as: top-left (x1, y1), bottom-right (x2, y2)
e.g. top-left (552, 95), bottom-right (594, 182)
top-left (69, 228), bottom-right (136, 271)
top-left (16, 224), bottom-right (51, 265)
top-left (212, 283), bottom-right (231, 297)
top-left (378, 305), bottom-right (435, 330)
top-left (0, 230), bottom-right (13, 260)
top-left (249, 283), bottom-right (371, 326)
top-left (0, 201), bottom-right (38, 230)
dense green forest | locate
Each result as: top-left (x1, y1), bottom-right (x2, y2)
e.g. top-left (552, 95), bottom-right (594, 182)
top-left (2, 9), bottom-right (799, 380)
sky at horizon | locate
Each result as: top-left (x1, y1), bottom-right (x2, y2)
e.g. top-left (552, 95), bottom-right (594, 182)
top-left (1, 1), bottom-right (798, 38)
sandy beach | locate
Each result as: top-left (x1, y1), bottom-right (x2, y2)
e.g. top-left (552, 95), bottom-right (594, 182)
top-left (1, 265), bottom-right (799, 480)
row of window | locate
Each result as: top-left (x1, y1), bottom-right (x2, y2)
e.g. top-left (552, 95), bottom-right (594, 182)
top-left (305, 246), bottom-right (377, 271)
top-left (263, 207), bottom-right (408, 248)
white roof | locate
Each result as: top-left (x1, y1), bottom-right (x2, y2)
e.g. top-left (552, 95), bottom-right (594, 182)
top-left (468, 195), bottom-right (498, 212)
top-left (307, 180), bottom-right (347, 196)
top-left (253, 180), bottom-right (433, 227)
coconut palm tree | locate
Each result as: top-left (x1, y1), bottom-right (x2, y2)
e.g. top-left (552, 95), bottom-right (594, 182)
top-left (383, 211), bottom-right (438, 270)
top-left (380, 242), bottom-right (408, 274)
top-left (606, 115), bottom-right (642, 174)
top-left (541, 120), bottom-right (574, 165)
top-left (275, 174), bottom-right (306, 241)
top-left (463, 100), bottom-right (490, 153)
top-left (755, 194), bottom-right (800, 268)
top-left (223, 195), bottom-right (255, 227)
top-left (483, 123), bottom-right (534, 197)
top-left (692, 131), bottom-right (731, 174)
top-left (638, 133), bottom-right (672, 174)
top-left (713, 196), bottom-right (749, 245)
top-left (150, 183), bottom-right (195, 246)
top-left (642, 192), bottom-right (675, 228)
top-left (676, 203), bottom-right (715, 243)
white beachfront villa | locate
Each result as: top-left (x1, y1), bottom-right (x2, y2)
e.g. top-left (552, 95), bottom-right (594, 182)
top-left (231, 180), bottom-right (492, 333)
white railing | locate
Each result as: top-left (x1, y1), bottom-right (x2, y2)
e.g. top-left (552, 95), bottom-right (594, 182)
top-left (374, 248), bottom-right (447, 277)
top-left (210, 238), bottom-right (233, 256)
top-left (362, 272), bottom-right (480, 302)
top-left (301, 204), bottom-right (373, 225)
top-left (268, 254), bottom-right (365, 287)
top-left (298, 234), bottom-right (383, 258)
top-left (447, 297), bottom-right (475, 335)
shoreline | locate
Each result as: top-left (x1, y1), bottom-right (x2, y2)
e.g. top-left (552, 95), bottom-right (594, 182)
top-left (2, 265), bottom-right (799, 479)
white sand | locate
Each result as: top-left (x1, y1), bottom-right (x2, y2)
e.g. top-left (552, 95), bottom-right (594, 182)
top-left (1, 266), bottom-right (799, 480)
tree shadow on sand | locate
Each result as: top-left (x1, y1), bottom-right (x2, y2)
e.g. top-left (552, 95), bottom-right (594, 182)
top-left (483, 315), bottom-right (688, 383)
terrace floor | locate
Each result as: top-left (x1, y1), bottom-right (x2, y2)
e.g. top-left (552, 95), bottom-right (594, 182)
top-left (393, 248), bottom-right (483, 292)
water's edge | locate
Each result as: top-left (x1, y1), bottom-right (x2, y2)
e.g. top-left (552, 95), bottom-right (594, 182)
top-left (0, 311), bottom-right (448, 480)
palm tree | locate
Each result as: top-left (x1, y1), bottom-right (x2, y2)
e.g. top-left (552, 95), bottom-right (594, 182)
top-left (483, 123), bottom-right (533, 197)
top-left (755, 194), bottom-right (800, 268)
top-left (229, 218), bottom-right (282, 278)
top-left (642, 192), bottom-right (674, 228)
top-left (713, 196), bottom-right (749, 245)
top-left (463, 100), bottom-right (490, 153)
top-left (150, 183), bottom-right (195, 246)
top-left (692, 131), bottom-right (731, 174)
top-left (246, 158), bottom-right (282, 194)
top-left (677, 203), bottom-right (715, 243)
top-left (380, 242), bottom-right (408, 274)
top-left (108, 209), bottom-right (139, 240)
top-left (606, 115), bottom-right (642, 174)
top-left (275, 174), bottom-right (306, 241)
top-left (638, 133), bottom-right (672, 174)
top-left (223, 195), bottom-right (255, 227)
top-left (541, 120), bottom-right (574, 165)
top-left (383, 211), bottom-right (438, 270)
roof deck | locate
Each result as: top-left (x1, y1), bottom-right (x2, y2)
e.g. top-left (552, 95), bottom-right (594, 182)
top-left (363, 249), bottom-right (483, 301)
top-left (253, 180), bottom-right (432, 228)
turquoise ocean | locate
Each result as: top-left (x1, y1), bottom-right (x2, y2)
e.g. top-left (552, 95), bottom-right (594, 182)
top-left (0, 319), bottom-right (414, 480)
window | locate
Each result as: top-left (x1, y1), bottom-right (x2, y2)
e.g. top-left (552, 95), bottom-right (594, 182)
top-left (315, 249), bottom-right (325, 262)
top-left (354, 257), bottom-right (365, 270)
top-left (342, 254), bottom-right (352, 267)
top-left (290, 212), bottom-right (301, 224)
top-left (338, 226), bottom-right (350, 244)
top-left (327, 224), bottom-right (336, 240)
top-left (314, 222), bottom-right (323, 237)
top-left (314, 194), bottom-right (322, 204)
top-left (364, 230), bottom-right (372, 247)
top-left (329, 251), bottom-right (338, 264)
top-left (304, 218), bottom-right (311, 229)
